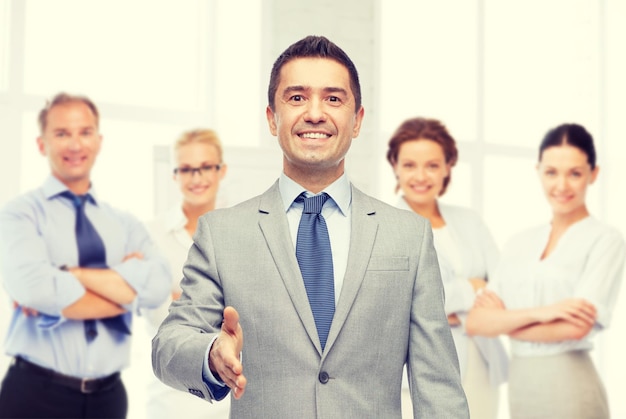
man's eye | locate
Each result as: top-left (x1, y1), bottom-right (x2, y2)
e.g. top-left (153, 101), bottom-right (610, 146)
top-left (290, 95), bottom-right (303, 102)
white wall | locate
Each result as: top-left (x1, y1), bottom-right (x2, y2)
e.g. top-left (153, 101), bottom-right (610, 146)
top-left (0, 1), bottom-right (625, 418)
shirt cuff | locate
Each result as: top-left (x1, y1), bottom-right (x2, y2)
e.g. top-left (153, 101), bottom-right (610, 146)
top-left (201, 336), bottom-right (232, 401)
top-left (202, 335), bottom-right (227, 387)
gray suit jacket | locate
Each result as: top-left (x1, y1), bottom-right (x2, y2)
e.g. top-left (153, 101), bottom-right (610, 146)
top-left (152, 181), bottom-right (469, 418)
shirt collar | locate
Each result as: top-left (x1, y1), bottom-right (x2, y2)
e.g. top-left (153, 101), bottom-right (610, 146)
top-left (42, 175), bottom-right (100, 205)
top-left (279, 172), bottom-right (351, 216)
top-left (163, 204), bottom-right (189, 233)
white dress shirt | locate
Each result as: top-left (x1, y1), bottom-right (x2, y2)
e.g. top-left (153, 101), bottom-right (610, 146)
top-left (279, 172), bottom-right (352, 303)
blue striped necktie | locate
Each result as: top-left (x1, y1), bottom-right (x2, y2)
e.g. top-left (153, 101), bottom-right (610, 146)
top-left (60, 191), bottom-right (131, 342)
top-left (295, 193), bottom-right (335, 350)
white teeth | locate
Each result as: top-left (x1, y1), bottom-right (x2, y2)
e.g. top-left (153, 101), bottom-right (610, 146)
top-left (300, 132), bottom-right (329, 139)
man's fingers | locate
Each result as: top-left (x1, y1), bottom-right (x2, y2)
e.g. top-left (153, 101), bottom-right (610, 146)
top-left (222, 306), bottom-right (240, 335)
top-left (209, 306), bottom-right (246, 398)
top-left (232, 376), bottom-right (247, 399)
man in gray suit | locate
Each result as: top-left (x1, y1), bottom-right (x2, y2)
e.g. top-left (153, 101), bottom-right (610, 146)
top-left (152, 35), bottom-right (469, 418)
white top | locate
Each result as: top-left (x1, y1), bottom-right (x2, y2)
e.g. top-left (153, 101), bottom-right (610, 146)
top-left (491, 216), bottom-right (626, 357)
top-left (144, 204), bottom-right (230, 419)
top-left (397, 199), bottom-right (508, 385)
top-left (144, 205), bottom-right (193, 335)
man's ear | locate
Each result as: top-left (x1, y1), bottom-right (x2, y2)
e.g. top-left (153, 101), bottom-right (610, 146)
top-left (266, 106), bottom-right (278, 136)
top-left (36, 136), bottom-right (46, 156)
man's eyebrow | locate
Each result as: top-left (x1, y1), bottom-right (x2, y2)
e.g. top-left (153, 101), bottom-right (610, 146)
top-left (323, 87), bottom-right (348, 96)
top-left (282, 85), bottom-right (309, 95)
top-left (281, 86), bottom-right (348, 96)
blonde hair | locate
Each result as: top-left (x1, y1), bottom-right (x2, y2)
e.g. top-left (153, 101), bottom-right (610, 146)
top-left (174, 129), bottom-right (224, 162)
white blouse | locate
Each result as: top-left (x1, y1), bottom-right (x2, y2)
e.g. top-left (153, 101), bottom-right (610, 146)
top-left (492, 216), bottom-right (626, 357)
top-left (397, 198), bottom-right (508, 385)
top-left (143, 205), bottom-right (193, 336)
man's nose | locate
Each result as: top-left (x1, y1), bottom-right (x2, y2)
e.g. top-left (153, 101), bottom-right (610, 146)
top-left (303, 98), bottom-right (327, 123)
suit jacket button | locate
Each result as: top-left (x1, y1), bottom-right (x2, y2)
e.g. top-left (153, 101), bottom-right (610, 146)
top-left (188, 388), bottom-right (205, 399)
top-left (318, 371), bottom-right (330, 384)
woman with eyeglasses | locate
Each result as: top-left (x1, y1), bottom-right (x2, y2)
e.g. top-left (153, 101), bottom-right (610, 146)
top-left (144, 129), bottom-right (229, 419)
top-left (467, 123), bottom-right (625, 419)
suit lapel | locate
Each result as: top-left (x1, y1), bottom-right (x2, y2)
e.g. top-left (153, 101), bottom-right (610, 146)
top-left (257, 181), bottom-right (322, 353)
top-left (324, 186), bottom-right (378, 353)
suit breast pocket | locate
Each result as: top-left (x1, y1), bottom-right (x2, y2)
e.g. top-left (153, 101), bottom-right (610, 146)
top-left (366, 256), bottom-right (409, 272)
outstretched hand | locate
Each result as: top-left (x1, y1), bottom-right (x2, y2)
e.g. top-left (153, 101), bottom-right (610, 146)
top-left (209, 306), bottom-right (247, 399)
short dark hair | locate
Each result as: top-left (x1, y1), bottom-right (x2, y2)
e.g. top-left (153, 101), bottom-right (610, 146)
top-left (386, 117), bottom-right (458, 196)
top-left (539, 123), bottom-right (597, 169)
top-left (38, 92), bottom-right (99, 134)
top-left (267, 35), bottom-right (362, 112)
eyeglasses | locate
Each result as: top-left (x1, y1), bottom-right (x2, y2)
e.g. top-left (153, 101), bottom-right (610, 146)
top-left (173, 164), bottom-right (222, 177)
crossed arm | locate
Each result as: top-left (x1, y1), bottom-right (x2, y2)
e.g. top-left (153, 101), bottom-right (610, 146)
top-left (16, 253), bottom-right (141, 320)
top-left (60, 252), bottom-right (141, 319)
top-left (465, 289), bottom-right (597, 342)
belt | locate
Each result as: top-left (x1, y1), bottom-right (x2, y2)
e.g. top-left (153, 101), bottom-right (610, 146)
top-left (13, 357), bottom-right (120, 394)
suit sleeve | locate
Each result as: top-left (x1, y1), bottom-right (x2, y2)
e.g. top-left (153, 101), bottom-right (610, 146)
top-left (406, 219), bottom-right (470, 418)
top-left (151, 216), bottom-right (229, 402)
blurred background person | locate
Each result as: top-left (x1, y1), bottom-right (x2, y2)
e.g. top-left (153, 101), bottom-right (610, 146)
top-left (0, 92), bottom-right (170, 418)
top-left (386, 117), bottom-right (508, 419)
top-left (467, 123), bottom-right (625, 419)
top-left (144, 129), bottom-right (229, 419)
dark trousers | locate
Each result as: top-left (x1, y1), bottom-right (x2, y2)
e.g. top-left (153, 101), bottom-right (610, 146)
top-left (0, 360), bottom-right (128, 418)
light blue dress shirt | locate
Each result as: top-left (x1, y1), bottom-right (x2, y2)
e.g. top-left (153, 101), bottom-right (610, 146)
top-left (0, 175), bottom-right (171, 378)
top-left (279, 172), bottom-right (351, 302)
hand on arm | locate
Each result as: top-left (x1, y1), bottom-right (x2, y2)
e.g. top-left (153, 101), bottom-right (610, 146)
top-left (209, 306), bottom-right (246, 399)
top-left (13, 301), bottom-right (38, 317)
top-left (68, 252), bottom-right (142, 305)
top-left (467, 291), bottom-right (597, 340)
top-left (469, 277), bottom-right (487, 292)
top-left (447, 278), bottom-right (488, 326)
top-left (466, 289), bottom-right (518, 336)
top-left (508, 299), bottom-right (597, 342)
top-left (447, 314), bottom-right (461, 326)
top-left (61, 290), bottom-right (126, 319)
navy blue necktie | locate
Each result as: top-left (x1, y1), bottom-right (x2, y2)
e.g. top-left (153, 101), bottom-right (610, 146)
top-left (295, 193), bottom-right (335, 350)
top-left (61, 191), bottom-right (131, 342)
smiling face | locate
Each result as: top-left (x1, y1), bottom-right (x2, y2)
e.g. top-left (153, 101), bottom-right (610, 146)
top-left (394, 139), bottom-right (450, 210)
top-left (174, 141), bottom-right (226, 211)
top-left (537, 144), bottom-right (598, 219)
top-left (266, 57), bottom-right (364, 187)
top-left (37, 101), bottom-right (102, 194)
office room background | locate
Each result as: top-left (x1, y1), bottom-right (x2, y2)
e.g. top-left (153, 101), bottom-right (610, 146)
top-left (0, 1), bottom-right (625, 418)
